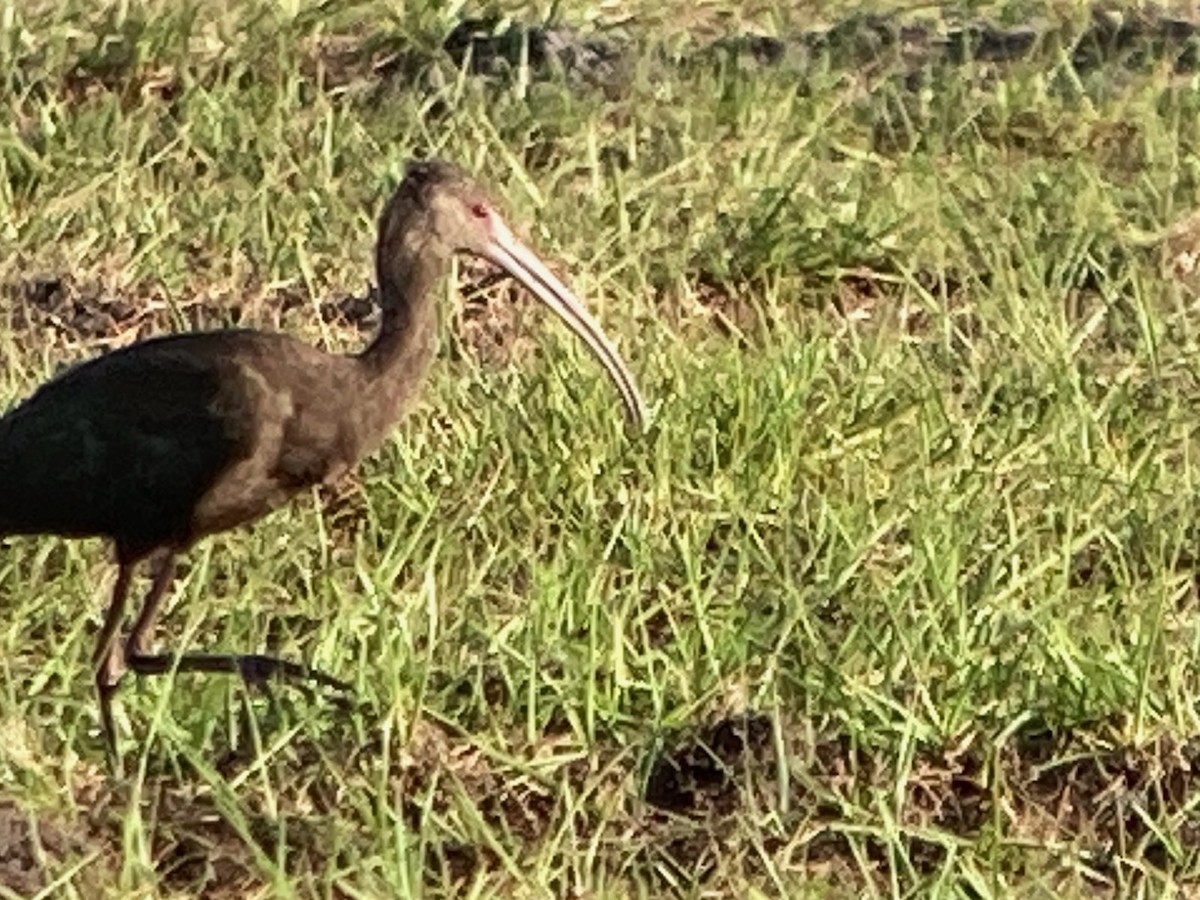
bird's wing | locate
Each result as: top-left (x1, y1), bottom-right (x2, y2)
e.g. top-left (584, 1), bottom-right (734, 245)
top-left (0, 339), bottom-right (250, 552)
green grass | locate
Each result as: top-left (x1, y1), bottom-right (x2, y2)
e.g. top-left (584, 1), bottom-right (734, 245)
top-left (4, 0), bottom-right (1200, 897)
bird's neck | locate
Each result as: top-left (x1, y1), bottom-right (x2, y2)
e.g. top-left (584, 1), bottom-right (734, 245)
top-left (359, 238), bottom-right (444, 380)
top-left (349, 237), bottom-right (446, 457)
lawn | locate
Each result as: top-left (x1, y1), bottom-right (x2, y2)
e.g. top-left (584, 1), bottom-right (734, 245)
top-left (3, 1), bottom-right (1200, 897)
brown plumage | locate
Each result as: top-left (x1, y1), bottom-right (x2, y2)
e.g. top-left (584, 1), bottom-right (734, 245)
top-left (0, 159), bottom-right (646, 753)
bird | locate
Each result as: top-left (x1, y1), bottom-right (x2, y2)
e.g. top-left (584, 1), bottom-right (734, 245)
top-left (0, 158), bottom-right (647, 755)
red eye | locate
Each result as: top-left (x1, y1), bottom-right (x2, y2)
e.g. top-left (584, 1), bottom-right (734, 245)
top-left (470, 203), bottom-right (490, 219)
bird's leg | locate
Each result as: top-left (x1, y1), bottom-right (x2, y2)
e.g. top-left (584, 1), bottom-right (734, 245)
top-left (124, 550), bottom-right (177, 659)
top-left (92, 562), bottom-right (134, 755)
top-left (123, 553), bottom-right (352, 697)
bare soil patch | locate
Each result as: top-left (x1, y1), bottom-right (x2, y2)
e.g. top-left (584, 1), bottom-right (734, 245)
top-left (441, 7), bottom-right (1200, 95)
top-left (0, 793), bottom-right (110, 895)
top-left (0, 266), bottom-right (539, 373)
top-left (392, 711), bottom-right (1200, 892)
top-left (10, 701), bottom-right (1200, 895)
top-left (29, 7), bottom-right (1200, 119)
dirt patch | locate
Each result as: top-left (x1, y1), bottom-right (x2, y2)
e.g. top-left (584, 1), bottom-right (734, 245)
top-left (443, 17), bottom-right (625, 90)
top-left (644, 713), bottom-right (774, 816)
top-left (0, 795), bottom-right (109, 895)
top-left (437, 8), bottom-right (1200, 96)
top-left (397, 718), bottom-right (559, 842)
top-left (1, 273), bottom-right (266, 358)
top-left (317, 287), bottom-right (378, 334)
top-left (15, 706), bottom-right (1200, 895)
top-left (450, 257), bottom-right (537, 368)
top-left (682, 273), bottom-right (766, 345)
top-left (824, 266), bottom-right (985, 349)
top-left (7, 276), bottom-right (155, 348)
top-left (1, 262), bottom-right (543, 373)
top-left (33, 7), bottom-right (1200, 120)
top-left (303, 30), bottom-right (422, 96)
top-left (1006, 727), bottom-right (1200, 871)
top-left (368, 710), bottom-right (1200, 892)
top-left (1152, 206), bottom-right (1200, 292)
top-left (135, 779), bottom-right (334, 898)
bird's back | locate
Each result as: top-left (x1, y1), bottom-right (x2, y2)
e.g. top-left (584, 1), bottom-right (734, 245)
top-left (0, 332), bottom-right (259, 555)
top-left (1, 325), bottom-right (391, 558)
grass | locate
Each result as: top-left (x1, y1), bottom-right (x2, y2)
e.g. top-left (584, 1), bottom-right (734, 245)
top-left (4, 0), bottom-right (1200, 896)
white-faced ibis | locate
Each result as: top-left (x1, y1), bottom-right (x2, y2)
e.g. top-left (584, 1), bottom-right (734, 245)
top-left (0, 159), bottom-right (646, 753)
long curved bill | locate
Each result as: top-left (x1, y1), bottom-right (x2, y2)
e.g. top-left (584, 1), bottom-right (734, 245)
top-left (484, 220), bottom-right (648, 430)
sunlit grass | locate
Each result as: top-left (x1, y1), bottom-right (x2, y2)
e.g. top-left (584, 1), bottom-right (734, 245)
top-left (3, 1), bottom-right (1200, 897)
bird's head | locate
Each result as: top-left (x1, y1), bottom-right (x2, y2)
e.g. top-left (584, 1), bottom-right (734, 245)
top-left (379, 158), bottom-right (647, 430)
top-left (390, 159), bottom-right (504, 257)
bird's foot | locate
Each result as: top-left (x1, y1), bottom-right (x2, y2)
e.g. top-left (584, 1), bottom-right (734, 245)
top-left (230, 654), bottom-right (354, 694)
top-left (128, 652), bottom-right (353, 696)
top-left (91, 653), bottom-right (355, 761)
